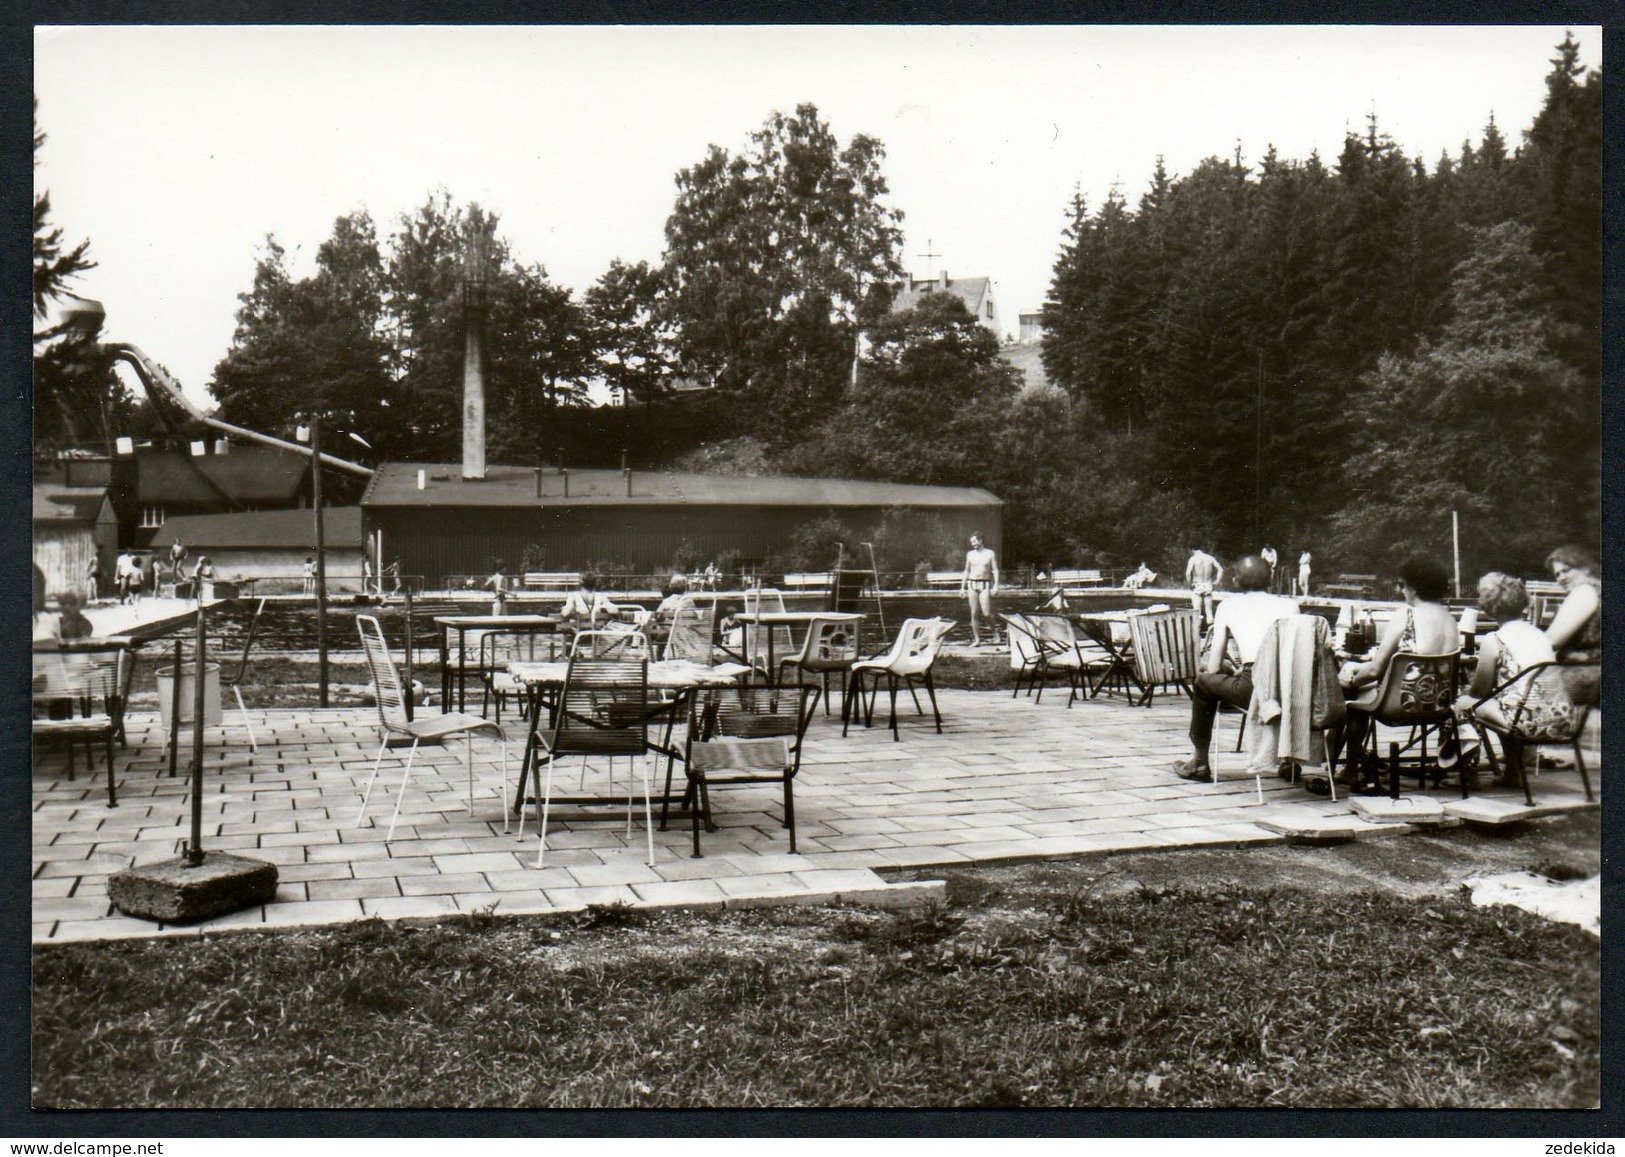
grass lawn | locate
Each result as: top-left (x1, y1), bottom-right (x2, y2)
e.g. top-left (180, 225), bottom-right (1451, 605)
top-left (33, 824), bottom-right (1600, 1109)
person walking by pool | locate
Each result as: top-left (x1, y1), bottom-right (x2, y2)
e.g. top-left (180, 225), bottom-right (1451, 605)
top-left (193, 556), bottom-right (216, 603)
top-left (485, 560), bottom-right (509, 615)
top-left (113, 550), bottom-right (133, 605)
top-left (127, 553), bottom-right (146, 605)
top-left (1260, 544), bottom-right (1279, 591)
top-left (85, 552), bottom-right (101, 603)
top-left (1172, 555), bottom-right (1297, 781)
top-left (961, 532), bottom-right (1000, 646)
top-left (383, 556), bottom-right (402, 596)
top-left (1185, 547), bottom-right (1223, 630)
top-left (1297, 550), bottom-right (1313, 597)
top-left (302, 556), bottom-right (316, 596)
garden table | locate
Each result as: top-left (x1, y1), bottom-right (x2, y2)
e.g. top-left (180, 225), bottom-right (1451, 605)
top-left (435, 614), bottom-right (560, 714)
top-left (505, 658), bottom-right (751, 817)
top-left (732, 610), bottom-right (866, 684)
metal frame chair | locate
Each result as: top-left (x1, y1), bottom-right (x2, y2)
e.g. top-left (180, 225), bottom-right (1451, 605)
top-left (677, 684), bottom-right (822, 857)
top-left (1027, 612), bottom-right (1116, 706)
top-left (218, 597), bottom-right (266, 751)
top-left (33, 641), bottom-right (128, 807)
top-left (523, 657), bottom-right (656, 867)
top-left (354, 614), bottom-right (507, 842)
top-left (1462, 659), bottom-right (1592, 806)
top-left (1340, 651), bottom-right (1460, 794)
top-left (844, 617), bottom-right (955, 741)
top-left (777, 615), bottom-right (861, 714)
top-left (661, 596), bottom-right (716, 663)
top-left (570, 627), bottom-right (652, 661)
top-left (742, 587), bottom-right (791, 677)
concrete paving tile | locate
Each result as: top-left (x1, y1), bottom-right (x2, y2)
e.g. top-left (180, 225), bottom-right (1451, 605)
top-left (52, 915), bottom-right (166, 941)
top-left (431, 852), bottom-right (527, 874)
top-left (399, 872), bottom-right (490, 897)
top-left (34, 897), bottom-right (115, 922)
top-left (630, 879), bottom-right (728, 907)
top-left (566, 860), bottom-right (663, 887)
top-left (790, 868), bottom-right (888, 891)
top-left (304, 841), bottom-right (394, 863)
top-left (454, 891), bottom-right (554, 915)
top-left (254, 899), bottom-right (367, 927)
top-left (541, 884), bottom-right (641, 909)
top-left (483, 868), bottom-right (582, 892)
top-left (361, 895), bottom-right (459, 920)
top-left (714, 873), bottom-right (807, 898)
top-left (307, 877), bottom-right (401, 902)
top-left (191, 905), bottom-right (268, 932)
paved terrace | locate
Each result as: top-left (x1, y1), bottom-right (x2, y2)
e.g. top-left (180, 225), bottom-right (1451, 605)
top-left (32, 689), bottom-right (1600, 944)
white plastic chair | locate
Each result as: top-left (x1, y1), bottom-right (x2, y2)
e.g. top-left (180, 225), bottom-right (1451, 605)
top-left (843, 617), bottom-right (955, 741)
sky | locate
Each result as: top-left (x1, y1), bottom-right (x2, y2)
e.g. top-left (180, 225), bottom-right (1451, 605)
top-left (33, 23), bottom-right (1601, 409)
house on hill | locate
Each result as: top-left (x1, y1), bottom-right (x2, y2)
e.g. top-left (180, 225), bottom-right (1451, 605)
top-left (889, 271), bottom-right (1001, 337)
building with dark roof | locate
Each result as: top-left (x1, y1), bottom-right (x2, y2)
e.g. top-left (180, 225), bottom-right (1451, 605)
top-left (131, 442), bottom-right (313, 542)
top-left (361, 463), bottom-right (1002, 582)
top-left (889, 271), bottom-right (1001, 337)
top-left (33, 481), bottom-right (118, 601)
top-left (156, 507), bottom-right (364, 588)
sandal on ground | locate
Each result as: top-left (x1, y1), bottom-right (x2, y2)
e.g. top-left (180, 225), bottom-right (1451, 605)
top-left (1303, 777), bottom-right (1331, 796)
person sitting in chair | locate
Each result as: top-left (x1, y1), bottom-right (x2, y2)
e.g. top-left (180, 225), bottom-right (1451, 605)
top-left (1332, 556), bottom-right (1460, 785)
top-left (559, 572), bottom-right (620, 629)
top-left (1124, 562), bottom-right (1157, 591)
top-left (1172, 555), bottom-right (1297, 781)
top-left (1454, 572), bottom-right (1564, 786)
top-left (1543, 544), bottom-right (1600, 707)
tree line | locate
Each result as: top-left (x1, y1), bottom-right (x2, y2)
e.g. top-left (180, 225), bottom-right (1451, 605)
top-left (33, 38), bottom-right (1599, 580)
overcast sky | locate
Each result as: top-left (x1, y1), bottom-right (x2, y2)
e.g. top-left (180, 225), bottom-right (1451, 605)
top-left (33, 23), bottom-right (1600, 408)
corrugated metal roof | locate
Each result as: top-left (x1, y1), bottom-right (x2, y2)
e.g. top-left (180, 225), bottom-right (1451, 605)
top-left (33, 483), bottom-right (110, 523)
top-left (362, 464), bottom-right (1001, 509)
top-left (156, 506), bottom-right (363, 549)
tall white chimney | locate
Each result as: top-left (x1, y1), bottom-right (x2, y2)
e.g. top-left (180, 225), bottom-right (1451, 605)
top-left (461, 219), bottom-right (488, 481)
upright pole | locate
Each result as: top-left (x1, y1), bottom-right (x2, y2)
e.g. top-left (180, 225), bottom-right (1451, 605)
top-left (1451, 510), bottom-right (1461, 600)
top-left (1255, 349), bottom-right (1264, 547)
top-left (185, 603), bottom-right (207, 867)
top-left (167, 635), bottom-right (183, 778)
top-left (312, 415), bottom-right (329, 707)
top-left (403, 587), bottom-right (415, 723)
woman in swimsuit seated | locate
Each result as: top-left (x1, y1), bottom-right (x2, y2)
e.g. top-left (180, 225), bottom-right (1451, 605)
top-left (1543, 543), bottom-right (1600, 707)
top-left (1333, 556), bottom-right (1460, 782)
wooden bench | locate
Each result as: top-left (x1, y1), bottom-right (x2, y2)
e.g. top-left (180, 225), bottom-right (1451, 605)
top-left (1330, 573), bottom-right (1380, 597)
top-left (1051, 568), bottom-right (1104, 590)
top-left (522, 572), bottom-right (582, 590)
top-left (782, 572), bottom-right (832, 590)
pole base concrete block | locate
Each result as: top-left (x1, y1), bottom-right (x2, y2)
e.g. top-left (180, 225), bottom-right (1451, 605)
top-left (109, 853), bottom-right (279, 924)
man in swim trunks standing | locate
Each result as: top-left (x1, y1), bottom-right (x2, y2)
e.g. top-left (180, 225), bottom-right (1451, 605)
top-left (962, 532), bottom-right (1000, 646)
top-left (1185, 546), bottom-right (1223, 631)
